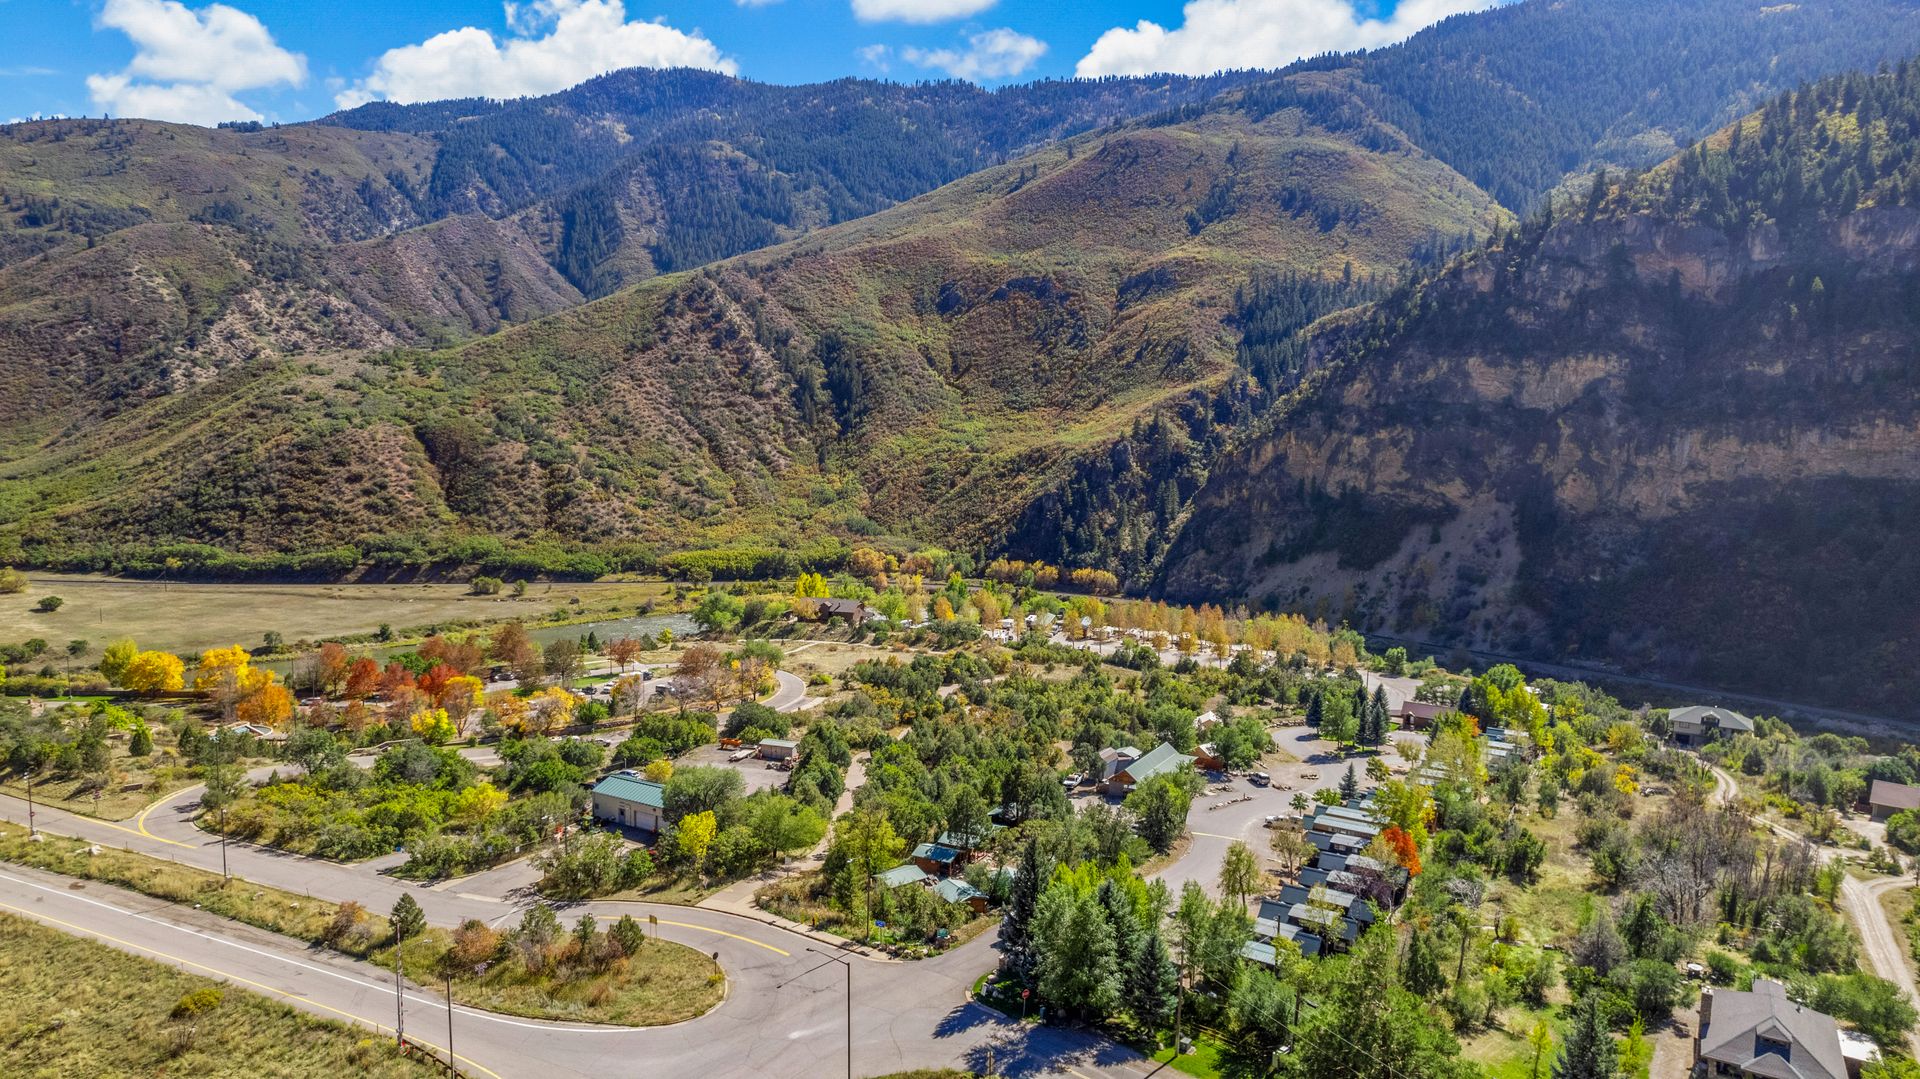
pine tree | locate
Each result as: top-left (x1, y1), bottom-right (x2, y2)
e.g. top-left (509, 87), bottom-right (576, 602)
top-left (1002, 834), bottom-right (1054, 982)
top-left (1098, 877), bottom-right (1141, 972)
top-left (1128, 929), bottom-right (1180, 1039)
top-left (1366, 686), bottom-right (1391, 746)
top-left (1553, 993), bottom-right (1619, 1079)
top-left (1403, 926), bottom-right (1447, 998)
top-left (1305, 690), bottom-right (1325, 729)
top-left (1340, 763), bottom-right (1359, 802)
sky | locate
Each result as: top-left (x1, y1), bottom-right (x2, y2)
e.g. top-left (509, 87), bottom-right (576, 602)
top-left (3, 0), bottom-right (1497, 126)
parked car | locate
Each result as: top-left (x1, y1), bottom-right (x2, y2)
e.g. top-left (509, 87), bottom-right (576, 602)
top-left (1062, 772), bottom-right (1084, 789)
top-left (1249, 772), bottom-right (1271, 786)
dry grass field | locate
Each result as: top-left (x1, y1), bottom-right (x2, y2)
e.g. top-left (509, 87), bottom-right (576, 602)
top-left (0, 911), bottom-right (437, 1078)
top-left (0, 574), bottom-right (677, 657)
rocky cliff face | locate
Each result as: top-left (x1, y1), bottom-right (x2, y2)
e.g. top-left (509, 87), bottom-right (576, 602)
top-left (1160, 198), bottom-right (1920, 715)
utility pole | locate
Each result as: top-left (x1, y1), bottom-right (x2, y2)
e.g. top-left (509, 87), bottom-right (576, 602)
top-left (394, 946), bottom-right (405, 1046)
top-left (446, 973), bottom-right (455, 1070)
top-left (24, 772), bottom-right (35, 837)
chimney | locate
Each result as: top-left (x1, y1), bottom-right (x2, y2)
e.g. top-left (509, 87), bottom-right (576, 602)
top-left (1695, 987), bottom-right (1713, 1064)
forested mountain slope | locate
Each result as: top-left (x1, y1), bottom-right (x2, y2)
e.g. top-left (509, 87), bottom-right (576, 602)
top-left (0, 78), bottom-right (1505, 565)
top-left (319, 69), bottom-right (1271, 296)
top-left (0, 74), bottom-right (1260, 444)
top-left (1159, 65), bottom-right (1920, 715)
top-left (1342, 0), bottom-right (1920, 212)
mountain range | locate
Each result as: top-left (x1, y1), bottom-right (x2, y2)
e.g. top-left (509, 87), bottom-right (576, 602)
top-left (6, 0), bottom-right (1920, 712)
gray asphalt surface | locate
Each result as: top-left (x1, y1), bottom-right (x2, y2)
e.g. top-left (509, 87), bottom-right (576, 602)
top-left (0, 649), bottom-right (1142, 1079)
top-left (0, 788), bottom-right (1151, 1079)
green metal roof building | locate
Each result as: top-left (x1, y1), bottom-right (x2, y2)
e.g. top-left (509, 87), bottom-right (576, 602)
top-left (590, 771), bottom-right (666, 833)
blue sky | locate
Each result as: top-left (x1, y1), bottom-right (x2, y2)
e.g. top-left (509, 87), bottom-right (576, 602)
top-left (4, 0), bottom-right (1491, 125)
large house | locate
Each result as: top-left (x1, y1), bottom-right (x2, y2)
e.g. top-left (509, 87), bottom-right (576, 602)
top-left (1668, 705), bottom-right (1755, 748)
top-left (802, 597), bottom-right (875, 624)
top-left (1693, 980), bottom-right (1853, 1079)
top-left (1099, 742), bottom-right (1194, 795)
top-left (590, 771), bottom-right (667, 834)
top-left (1868, 780), bottom-right (1920, 822)
top-left (1394, 699), bottom-right (1449, 730)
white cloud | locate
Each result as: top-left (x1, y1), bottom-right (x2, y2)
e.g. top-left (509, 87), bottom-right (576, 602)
top-left (338, 0), bottom-right (736, 108)
top-left (1076, 0), bottom-right (1497, 77)
top-left (856, 44), bottom-right (892, 73)
top-left (86, 0), bottom-right (306, 125)
top-left (851, 0), bottom-right (998, 25)
top-left (902, 28), bottom-right (1046, 81)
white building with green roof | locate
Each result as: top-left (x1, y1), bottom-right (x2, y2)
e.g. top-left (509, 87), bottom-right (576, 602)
top-left (590, 771), bottom-right (667, 834)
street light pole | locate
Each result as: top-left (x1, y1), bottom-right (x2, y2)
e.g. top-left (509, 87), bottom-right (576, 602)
top-left (446, 973), bottom-right (454, 1070)
top-left (784, 947), bottom-right (852, 1079)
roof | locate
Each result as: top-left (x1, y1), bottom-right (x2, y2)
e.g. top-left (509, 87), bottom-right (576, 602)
top-left (816, 598), bottom-right (868, 615)
top-left (1698, 981), bottom-right (1847, 1079)
top-left (933, 879), bottom-right (984, 904)
top-left (758, 738), bottom-right (800, 749)
top-left (591, 771), bottom-right (665, 808)
top-left (1119, 742), bottom-right (1194, 785)
top-left (912, 842), bottom-right (961, 864)
top-left (1396, 700), bottom-right (1448, 719)
top-left (1870, 780), bottom-right (1920, 813)
top-left (1669, 705), bottom-right (1754, 734)
top-left (936, 827), bottom-right (999, 849)
top-left (1194, 710), bottom-right (1221, 728)
top-left (876, 864), bottom-right (930, 888)
top-left (1240, 940), bottom-right (1279, 967)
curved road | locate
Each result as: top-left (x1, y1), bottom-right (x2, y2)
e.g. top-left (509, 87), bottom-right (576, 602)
top-left (0, 786), bottom-right (1146, 1079)
top-left (1708, 764), bottom-right (1920, 1055)
top-left (0, 661), bottom-right (1146, 1079)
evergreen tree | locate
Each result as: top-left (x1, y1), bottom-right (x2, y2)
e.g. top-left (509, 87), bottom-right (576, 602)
top-left (1340, 763), bottom-right (1360, 801)
top-left (1305, 690), bottom-right (1325, 729)
top-left (1002, 834), bottom-right (1054, 982)
top-left (1366, 687), bottom-right (1392, 745)
top-left (1553, 993), bottom-right (1619, 1079)
top-left (1098, 877), bottom-right (1142, 972)
top-left (1128, 929), bottom-right (1180, 1039)
top-left (1403, 926), bottom-right (1447, 998)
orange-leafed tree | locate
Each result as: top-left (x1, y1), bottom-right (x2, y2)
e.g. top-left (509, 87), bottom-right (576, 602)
top-left (343, 657), bottom-right (380, 700)
top-left (1382, 824), bottom-right (1422, 876)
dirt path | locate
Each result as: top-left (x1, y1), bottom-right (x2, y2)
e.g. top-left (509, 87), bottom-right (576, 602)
top-left (1711, 766), bottom-right (1920, 1054)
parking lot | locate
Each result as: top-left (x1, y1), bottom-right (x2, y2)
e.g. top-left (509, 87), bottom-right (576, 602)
top-left (1147, 724), bottom-right (1428, 899)
top-left (676, 744), bottom-right (792, 795)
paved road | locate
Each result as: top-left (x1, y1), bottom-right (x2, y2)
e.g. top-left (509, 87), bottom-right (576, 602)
top-left (0, 783), bottom-right (1151, 1079)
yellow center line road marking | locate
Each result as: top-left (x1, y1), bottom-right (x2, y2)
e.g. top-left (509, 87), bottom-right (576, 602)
top-left (0, 897), bottom-right (505, 1079)
top-left (134, 788), bottom-right (199, 848)
top-left (1190, 831), bottom-right (1239, 840)
top-left (653, 918), bottom-right (790, 955)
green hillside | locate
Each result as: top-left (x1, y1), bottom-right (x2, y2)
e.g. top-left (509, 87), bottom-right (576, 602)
top-left (0, 78), bottom-right (1506, 571)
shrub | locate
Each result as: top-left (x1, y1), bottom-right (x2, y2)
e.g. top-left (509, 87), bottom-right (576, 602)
top-left (171, 988), bottom-right (224, 1019)
top-left (35, 596), bottom-right (63, 613)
